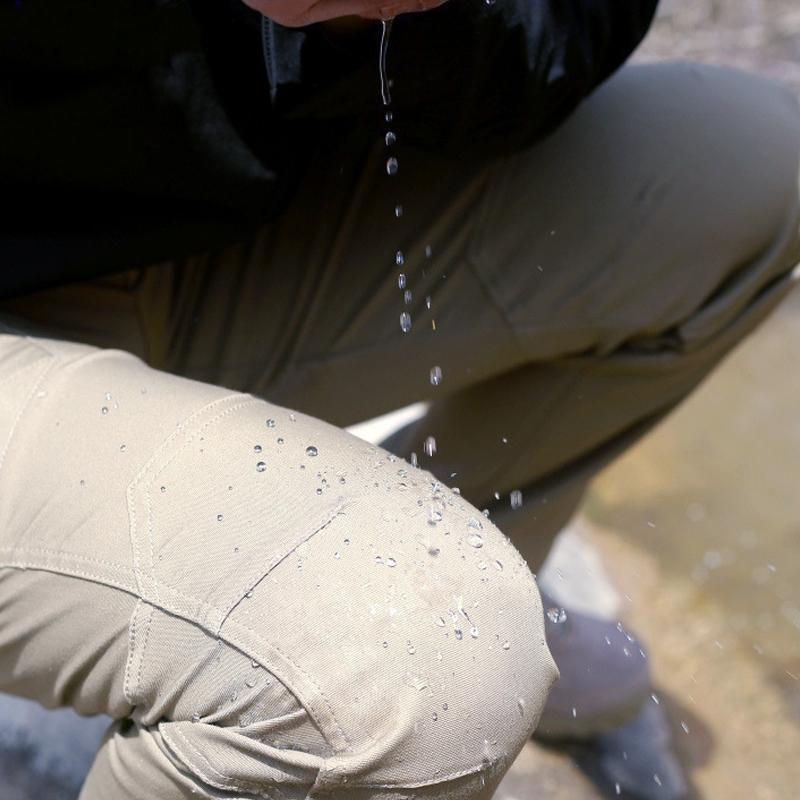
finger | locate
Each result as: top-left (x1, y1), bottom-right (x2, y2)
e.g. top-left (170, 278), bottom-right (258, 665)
top-left (358, 0), bottom-right (448, 20)
top-left (243, 0), bottom-right (387, 27)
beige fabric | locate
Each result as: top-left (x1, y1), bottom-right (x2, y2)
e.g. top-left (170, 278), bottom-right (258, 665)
top-left (1, 61), bottom-right (800, 798)
top-left (0, 334), bottom-right (555, 798)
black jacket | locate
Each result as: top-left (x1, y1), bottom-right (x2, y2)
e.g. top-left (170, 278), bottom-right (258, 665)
top-left (0, 0), bottom-right (658, 299)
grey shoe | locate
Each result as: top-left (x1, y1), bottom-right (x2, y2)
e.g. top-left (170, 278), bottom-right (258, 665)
top-left (569, 702), bottom-right (690, 799)
top-left (534, 592), bottom-right (651, 740)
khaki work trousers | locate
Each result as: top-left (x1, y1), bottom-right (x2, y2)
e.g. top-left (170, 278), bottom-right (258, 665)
top-left (1, 62), bottom-right (799, 799)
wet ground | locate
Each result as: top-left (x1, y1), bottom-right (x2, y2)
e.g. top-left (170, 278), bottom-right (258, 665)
top-left (496, 4), bottom-right (800, 796)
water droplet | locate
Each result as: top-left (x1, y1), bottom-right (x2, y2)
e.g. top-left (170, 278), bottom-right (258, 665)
top-left (277, 437), bottom-right (284, 445)
top-left (467, 532), bottom-right (484, 549)
top-left (160, 485), bottom-right (167, 493)
top-left (375, 555), bottom-right (384, 565)
top-left (305, 446), bottom-right (318, 457)
top-left (428, 545), bottom-right (440, 557)
top-left (467, 517), bottom-right (483, 530)
top-left (454, 629), bottom-right (463, 640)
top-left (428, 506), bottom-right (443, 525)
top-left (435, 616), bottom-right (446, 627)
top-left (423, 436), bottom-right (437, 457)
top-left (410, 452), bottom-right (418, 467)
top-left (217, 514), bottom-right (224, 522)
top-left (266, 418), bottom-right (276, 428)
top-left (394, 204), bottom-right (403, 218)
top-left (404, 289), bottom-right (412, 305)
top-left (397, 273), bottom-right (406, 289)
top-left (251, 659), bottom-right (259, 668)
top-left (382, 640), bottom-right (389, 648)
top-left (385, 130), bottom-right (397, 146)
top-left (406, 641), bottom-right (416, 655)
top-left (395, 250), bottom-right (405, 266)
top-left (470, 626), bottom-right (479, 639)
top-left (502, 641), bottom-right (511, 650)
top-left (430, 366), bottom-right (443, 386)
top-left (245, 676), bottom-right (257, 688)
top-left (400, 311), bottom-right (412, 333)
top-left (680, 721), bottom-right (690, 734)
top-left (316, 487), bottom-right (323, 495)
top-left (119, 444), bottom-right (127, 452)
top-left (432, 711), bottom-right (438, 721)
top-left (494, 560), bottom-right (503, 571)
top-left (546, 607), bottom-right (567, 624)
top-left (191, 713), bottom-right (201, 723)
top-left (386, 157), bottom-right (399, 176)
top-left (510, 489), bottom-right (523, 510)
top-left (256, 461), bottom-right (267, 472)
top-left (517, 697), bottom-right (525, 716)
top-left (386, 557), bottom-right (397, 567)
top-left (100, 406), bottom-right (109, 415)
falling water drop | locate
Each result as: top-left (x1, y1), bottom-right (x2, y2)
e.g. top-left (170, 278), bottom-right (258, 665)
top-left (395, 250), bottom-right (405, 266)
top-left (386, 157), bottom-right (399, 176)
top-left (385, 131), bottom-right (397, 146)
top-left (404, 289), bottom-right (412, 305)
top-left (546, 607), bottom-right (567, 624)
top-left (394, 204), bottom-right (403, 218)
top-left (397, 273), bottom-right (407, 289)
top-left (400, 312), bottom-right (412, 333)
top-left (510, 489), bottom-right (523, 510)
top-left (378, 18), bottom-right (394, 106)
top-left (430, 366), bottom-right (443, 386)
top-left (423, 436), bottom-right (437, 457)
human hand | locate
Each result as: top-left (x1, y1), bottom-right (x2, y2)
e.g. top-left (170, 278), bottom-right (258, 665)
top-left (241, 0), bottom-right (448, 27)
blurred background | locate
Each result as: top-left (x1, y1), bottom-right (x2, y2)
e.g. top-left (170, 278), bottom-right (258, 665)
top-left (497, 1), bottom-right (800, 798)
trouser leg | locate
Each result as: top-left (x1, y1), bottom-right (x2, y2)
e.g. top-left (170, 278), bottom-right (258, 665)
top-left (4, 66), bottom-right (798, 576)
top-left (0, 330), bottom-right (555, 799)
top-left (89, 62), bottom-right (797, 572)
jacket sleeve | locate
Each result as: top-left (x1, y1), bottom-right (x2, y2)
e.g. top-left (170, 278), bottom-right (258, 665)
top-left (265, 0), bottom-right (660, 156)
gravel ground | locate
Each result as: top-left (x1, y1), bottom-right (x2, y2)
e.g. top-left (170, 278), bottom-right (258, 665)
top-left (638, 0), bottom-right (800, 94)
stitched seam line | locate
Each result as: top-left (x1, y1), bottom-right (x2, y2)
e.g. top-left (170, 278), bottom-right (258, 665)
top-left (216, 505), bottom-right (347, 635)
top-left (161, 725), bottom-right (275, 798)
top-left (141, 396), bottom-right (259, 605)
top-left (0, 561), bottom-right (136, 593)
top-left (123, 600), bottom-right (141, 706)
top-left (0, 546), bottom-right (131, 573)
